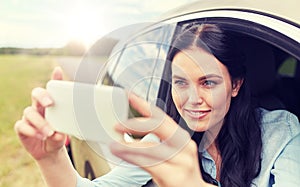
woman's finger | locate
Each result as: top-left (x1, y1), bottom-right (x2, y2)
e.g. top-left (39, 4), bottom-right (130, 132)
top-left (116, 116), bottom-right (165, 136)
top-left (110, 135), bottom-right (193, 167)
top-left (23, 106), bottom-right (54, 137)
top-left (116, 113), bottom-right (190, 148)
top-left (51, 66), bottom-right (63, 80)
top-left (120, 94), bottom-right (175, 135)
top-left (15, 119), bottom-right (49, 140)
top-left (110, 141), bottom-right (172, 167)
top-left (120, 94), bottom-right (192, 148)
top-left (14, 120), bottom-right (38, 138)
top-left (31, 87), bottom-right (53, 116)
top-left (128, 93), bottom-right (153, 117)
top-left (30, 67), bottom-right (63, 113)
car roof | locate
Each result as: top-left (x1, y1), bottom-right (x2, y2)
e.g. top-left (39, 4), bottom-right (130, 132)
top-left (159, 0), bottom-right (300, 25)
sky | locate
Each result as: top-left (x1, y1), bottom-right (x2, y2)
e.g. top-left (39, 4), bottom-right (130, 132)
top-left (0, 0), bottom-right (197, 48)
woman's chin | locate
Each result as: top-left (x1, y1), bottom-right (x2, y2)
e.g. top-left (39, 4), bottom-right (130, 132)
top-left (185, 120), bottom-right (209, 132)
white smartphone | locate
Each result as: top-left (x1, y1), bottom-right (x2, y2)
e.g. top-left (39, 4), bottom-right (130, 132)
top-left (45, 80), bottom-right (129, 143)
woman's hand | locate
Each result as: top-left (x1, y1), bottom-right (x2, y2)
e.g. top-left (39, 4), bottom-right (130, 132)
top-left (110, 94), bottom-right (214, 187)
top-left (14, 67), bottom-right (66, 161)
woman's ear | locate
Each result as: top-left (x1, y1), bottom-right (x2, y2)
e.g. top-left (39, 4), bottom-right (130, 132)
top-left (231, 78), bottom-right (244, 97)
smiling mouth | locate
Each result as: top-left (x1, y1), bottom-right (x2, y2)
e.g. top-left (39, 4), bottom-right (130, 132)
top-left (184, 109), bottom-right (210, 119)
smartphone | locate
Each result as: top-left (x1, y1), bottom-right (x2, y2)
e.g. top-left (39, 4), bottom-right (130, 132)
top-left (45, 80), bottom-right (129, 143)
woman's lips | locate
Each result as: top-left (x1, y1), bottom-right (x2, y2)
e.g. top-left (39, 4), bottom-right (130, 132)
top-left (184, 109), bottom-right (210, 120)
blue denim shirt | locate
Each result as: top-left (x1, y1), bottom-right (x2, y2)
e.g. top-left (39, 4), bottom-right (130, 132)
top-left (76, 109), bottom-right (300, 187)
top-left (253, 109), bottom-right (300, 186)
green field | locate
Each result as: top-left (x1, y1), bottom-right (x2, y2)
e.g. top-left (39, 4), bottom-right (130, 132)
top-left (0, 55), bottom-right (57, 187)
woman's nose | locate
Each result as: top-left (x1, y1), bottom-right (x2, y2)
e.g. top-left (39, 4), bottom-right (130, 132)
top-left (187, 86), bottom-right (203, 105)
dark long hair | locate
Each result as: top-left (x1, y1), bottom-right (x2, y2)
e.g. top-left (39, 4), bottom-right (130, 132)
top-left (165, 24), bottom-right (262, 187)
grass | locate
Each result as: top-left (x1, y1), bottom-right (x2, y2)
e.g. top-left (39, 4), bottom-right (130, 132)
top-left (0, 54), bottom-right (57, 187)
top-left (0, 54), bottom-right (108, 186)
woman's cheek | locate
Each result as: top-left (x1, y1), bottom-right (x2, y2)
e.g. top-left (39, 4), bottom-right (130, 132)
top-left (171, 88), bottom-right (186, 110)
top-left (210, 88), bottom-right (232, 114)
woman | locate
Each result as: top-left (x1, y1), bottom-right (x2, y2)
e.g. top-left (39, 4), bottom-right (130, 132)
top-left (15, 24), bottom-right (300, 187)
top-left (109, 24), bottom-right (300, 186)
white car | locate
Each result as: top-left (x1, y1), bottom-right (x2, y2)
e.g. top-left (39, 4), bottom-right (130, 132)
top-left (69, 0), bottom-right (300, 185)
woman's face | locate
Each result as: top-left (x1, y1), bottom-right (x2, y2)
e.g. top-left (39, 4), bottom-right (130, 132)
top-left (171, 48), bottom-right (242, 132)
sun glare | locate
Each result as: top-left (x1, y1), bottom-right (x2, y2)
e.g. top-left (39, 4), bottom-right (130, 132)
top-left (66, 7), bottom-right (107, 48)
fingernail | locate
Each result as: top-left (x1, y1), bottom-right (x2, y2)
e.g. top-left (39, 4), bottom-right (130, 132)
top-left (42, 126), bottom-right (54, 137)
top-left (114, 124), bottom-right (126, 132)
top-left (42, 97), bottom-right (53, 106)
top-left (47, 129), bottom-right (55, 137)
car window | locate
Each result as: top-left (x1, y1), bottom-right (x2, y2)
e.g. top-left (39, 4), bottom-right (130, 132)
top-left (278, 57), bottom-right (298, 77)
top-left (148, 24), bottom-right (176, 103)
top-left (276, 56), bottom-right (300, 118)
top-left (101, 24), bottom-right (175, 101)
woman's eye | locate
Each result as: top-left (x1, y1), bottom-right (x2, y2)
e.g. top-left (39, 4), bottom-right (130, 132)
top-left (174, 80), bottom-right (187, 86)
top-left (202, 80), bottom-right (217, 87)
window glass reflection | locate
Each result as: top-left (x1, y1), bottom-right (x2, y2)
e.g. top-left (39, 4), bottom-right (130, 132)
top-left (102, 26), bottom-right (170, 100)
top-left (148, 24), bottom-right (176, 103)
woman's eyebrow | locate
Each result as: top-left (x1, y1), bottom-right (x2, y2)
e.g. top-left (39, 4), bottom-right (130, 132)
top-left (172, 74), bottom-right (223, 80)
top-left (199, 74), bottom-right (223, 81)
top-left (172, 75), bottom-right (186, 80)
top-left (172, 75), bottom-right (185, 79)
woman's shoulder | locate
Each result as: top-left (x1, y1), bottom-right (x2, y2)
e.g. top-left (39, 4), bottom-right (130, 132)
top-left (253, 108), bottom-right (300, 187)
top-left (259, 108), bottom-right (300, 139)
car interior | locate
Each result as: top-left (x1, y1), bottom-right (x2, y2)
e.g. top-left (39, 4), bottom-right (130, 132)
top-left (241, 35), bottom-right (300, 119)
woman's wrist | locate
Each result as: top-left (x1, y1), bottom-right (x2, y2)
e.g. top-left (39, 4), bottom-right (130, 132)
top-left (36, 147), bottom-right (77, 187)
top-left (36, 146), bottom-right (66, 165)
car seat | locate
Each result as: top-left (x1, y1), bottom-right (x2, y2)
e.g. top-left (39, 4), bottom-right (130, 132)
top-left (274, 56), bottom-right (300, 118)
top-left (239, 36), bottom-right (285, 110)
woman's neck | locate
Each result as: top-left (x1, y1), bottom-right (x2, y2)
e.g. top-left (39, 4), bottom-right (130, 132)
top-left (207, 142), bottom-right (221, 181)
